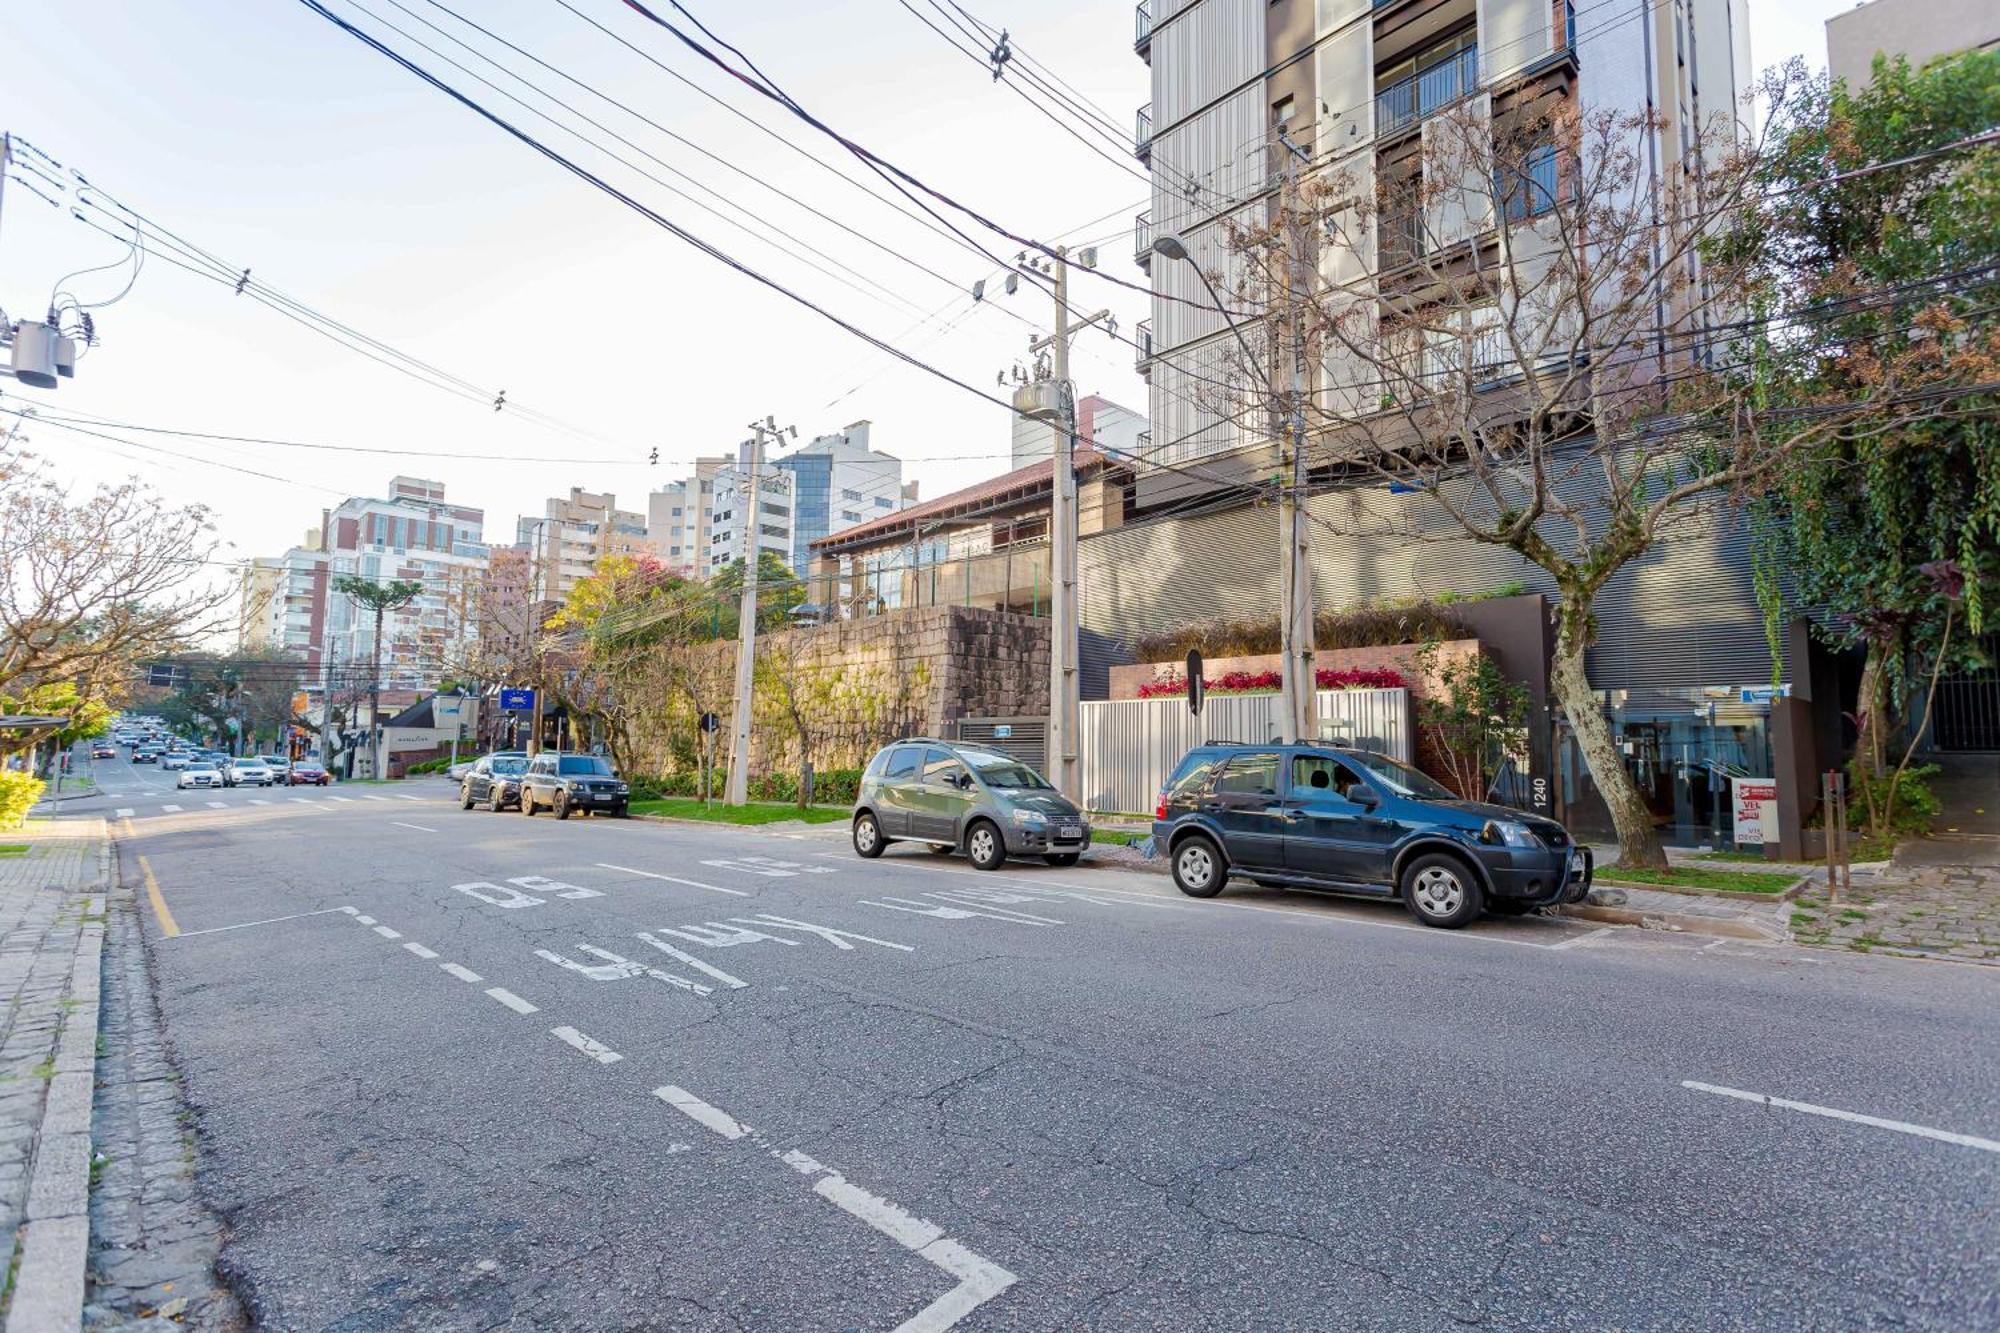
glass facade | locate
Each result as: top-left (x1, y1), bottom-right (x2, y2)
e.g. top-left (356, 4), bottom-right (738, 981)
top-left (1560, 687), bottom-right (1779, 848)
top-left (777, 453), bottom-right (832, 576)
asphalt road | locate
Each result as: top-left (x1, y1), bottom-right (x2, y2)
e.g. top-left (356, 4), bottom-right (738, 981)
top-left (82, 754), bottom-right (2000, 1331)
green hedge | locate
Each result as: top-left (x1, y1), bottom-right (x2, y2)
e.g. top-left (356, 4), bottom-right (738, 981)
top-left (627, 768), bottom-right (861, 806)
top-left (404, 757), bottom-right (452, 775)
top-left (0, 772), bottom-right (44, 830)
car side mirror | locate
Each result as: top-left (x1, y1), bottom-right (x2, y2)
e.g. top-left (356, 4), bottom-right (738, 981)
top-left (1349, 785), bottom-right (1379, 808)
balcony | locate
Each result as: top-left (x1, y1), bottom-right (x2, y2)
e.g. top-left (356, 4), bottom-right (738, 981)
top-left (1134, 210), bottom-right (1152, 270)
top-left (1134, 104), bottom-right (1153, 161)
top-left (1374, 44), bottom-right (1479, 137)
top-left (1135, 319), bottom-right (1154, 373)
top-left (1134, 0), bottom-right (1152, 56)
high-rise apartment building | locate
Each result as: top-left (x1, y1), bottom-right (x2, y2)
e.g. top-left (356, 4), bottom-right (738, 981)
top-left (235, 557), bottom-right (285, 654)
top-left (1133, 0), bottom-right (1750, 493)
top-left (317, 476), bottom-right (489, 692)
top-left (517, 488), bottom-right (652, 604)
top-left (646, 480), bottom-right (697, 577)
top-left (1826, 0), bottom-right (1998, 87)
top-left (775, 421), bottom-right (908, 576)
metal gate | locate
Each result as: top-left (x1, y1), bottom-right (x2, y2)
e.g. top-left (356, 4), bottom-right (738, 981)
top-left (1077, 688), bottom-right (1411, 815)
top-left (951, 717), bottom-right (1047, 773)
top-left (1933, 633), bottom-right (2000, 751)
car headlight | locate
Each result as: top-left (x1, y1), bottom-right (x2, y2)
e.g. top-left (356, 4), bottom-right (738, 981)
top-left (615, 782), bottom-right (629, 793)
top-left (1481, 819), bottom-right (1541, 849)
top-left (1010, 809), bottom-right (1047, 828)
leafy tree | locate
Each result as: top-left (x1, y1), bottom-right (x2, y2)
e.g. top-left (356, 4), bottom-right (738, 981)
top-left (1742, 51), bottom-right (2000, 836)
top-left (1412, 646), bottom-right (1530, 801)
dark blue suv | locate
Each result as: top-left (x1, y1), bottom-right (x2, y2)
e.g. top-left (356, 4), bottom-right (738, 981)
top-left (1152, 744), bottom-right (1591, 928)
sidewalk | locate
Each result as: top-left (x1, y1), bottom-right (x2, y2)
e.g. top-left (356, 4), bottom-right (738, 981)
top-left (0, 819), bottom-right (110, 1333)
top-left (1788, 837), bottom-right (1999, 963)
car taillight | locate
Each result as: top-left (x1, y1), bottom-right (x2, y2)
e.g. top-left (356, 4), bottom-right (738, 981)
top-left (1155, 792), bottom-right (1167, 820)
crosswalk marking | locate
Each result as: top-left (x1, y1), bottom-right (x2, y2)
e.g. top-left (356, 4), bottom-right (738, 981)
top-left (361, 795), bottom-right (389, 803)
top-left (329, 796), bottom-right (355, 803)
top-left (160, 804), bottom-right (182, 813)
top-left (206, 801), bottom-right (227, 809)
top-left (395, 794), bottom-right (424, 803)
top-left (115, 807), bottom-right (135, 818)
top-left (249, 798), bottom-right (271, 806)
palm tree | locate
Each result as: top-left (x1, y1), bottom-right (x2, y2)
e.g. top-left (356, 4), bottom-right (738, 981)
top-left (334, 575), bottom-right (423, 779)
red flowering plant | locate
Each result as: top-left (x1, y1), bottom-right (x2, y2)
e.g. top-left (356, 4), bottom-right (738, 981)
top-left (1136, 667), bottom-right (1405, 699)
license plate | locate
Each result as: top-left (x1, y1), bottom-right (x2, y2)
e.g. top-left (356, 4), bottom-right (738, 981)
top-left (1056, 824), bottom-right (1083, 840)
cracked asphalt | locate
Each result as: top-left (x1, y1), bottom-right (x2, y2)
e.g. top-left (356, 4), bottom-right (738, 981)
top-left (103, 781), bottom-right (1999, 1331)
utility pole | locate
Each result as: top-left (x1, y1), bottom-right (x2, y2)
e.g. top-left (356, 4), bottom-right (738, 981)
top-left (1275, 129), bottom-right (1316, 745)
top-left (725, 416), bottom-right (794, 806)
top-left (1017, 248), bottom-right (1110, 801)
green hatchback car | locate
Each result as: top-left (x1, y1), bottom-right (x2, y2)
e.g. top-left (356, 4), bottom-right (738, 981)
top-left (852, 738), bottom-right (1091, 870)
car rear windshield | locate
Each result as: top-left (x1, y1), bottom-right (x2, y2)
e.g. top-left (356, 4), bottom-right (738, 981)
top-left (558, 757), bottom-right (613, 776)
top-left (958, 750), bottom-right (1050, 790)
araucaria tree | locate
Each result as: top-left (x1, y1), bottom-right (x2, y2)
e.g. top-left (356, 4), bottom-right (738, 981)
top-left (1212, 66), bottom-right (1985, 868)
top-left (334, 575), bottom-right (424, 776)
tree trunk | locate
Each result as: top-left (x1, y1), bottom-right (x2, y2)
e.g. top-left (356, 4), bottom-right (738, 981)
top-left (1851, 641), bottom-right (1889, 835)
top-left (1550, 595), bottom-right (1668, 871)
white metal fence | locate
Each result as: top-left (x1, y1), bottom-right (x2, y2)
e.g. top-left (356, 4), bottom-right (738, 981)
top-left (1078, 688), bottom-right (1411, 815)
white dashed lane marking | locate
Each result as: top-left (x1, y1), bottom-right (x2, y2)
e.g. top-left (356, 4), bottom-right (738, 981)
top-left (403, 942), bottom-right (440, 960)
top-left (652, 1084), bottom-right (1017, 1330)
top-left (159, 804), bottom-right (181, 812)
top-left (440, 963), bottom-right (483, 984)
top-left (115, 808), bottom-right (134, 819)
top-left (1683, 1081), bottom-right (2000, 1154)
top-left (372, 925), bottom-right (401, 939)
top-left (390, 822), bottom-right (438, 833)
top-left (485, 987), bottom-right (539, 1015)
top-left (550, 1025), bottom-right (621, 1063)
top-left (596, 863), bottom-right (752, 896)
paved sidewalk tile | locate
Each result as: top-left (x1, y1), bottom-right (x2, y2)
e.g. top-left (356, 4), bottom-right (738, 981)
top-left (1790, 852), bottom-right (1999, 963)
top-left (0, 819), bottom-right (109, 1333)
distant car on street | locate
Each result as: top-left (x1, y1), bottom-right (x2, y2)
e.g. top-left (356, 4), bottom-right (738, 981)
top-left (92, 744), bottom-right (116, 759)
top-left (177, 763), bottom-right (223, 790)
top-left (224, 758), bottom-right (275, 788)
top-left (287, 763), bottom-right (330, 787)
top-left (851, 739), bottom-right (1090, 870)
top-left (133, 748), bottom-right (159, 764)
top-left (1151, 743), bottom-right (1592, 928)
top-left (160, 753), bottom-right (191, 771)
top-left (460, 753), bottom-right (529, 812)
top-left (518, 753), bottom-right (629, 819)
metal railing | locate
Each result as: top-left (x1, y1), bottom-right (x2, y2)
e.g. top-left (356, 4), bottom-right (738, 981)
top-left (1134, 210), bottom-right (1152, 267)
top-left (1134, 104), bottom-right (1153, 157)
top-left (1134, 319), bottom-right (1153, 370)
top-left (1374, 45), bottom-right (1479, 137)
top-left (1134, 0), bottom-right (1153, 50)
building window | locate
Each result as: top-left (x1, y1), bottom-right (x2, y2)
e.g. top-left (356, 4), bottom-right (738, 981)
top-left (875, 496), bottom-right (894, 508)
top-left (842, 510), bottom-right (863, 523)
top-left (761, 502), bottom-right (788, 519)
top-left (840, 488), bottom-right (864, 502)
top-left (1496, 142), bottom-right (1560, 221)
top-left (1271, 95), bottom-right (1294, 129)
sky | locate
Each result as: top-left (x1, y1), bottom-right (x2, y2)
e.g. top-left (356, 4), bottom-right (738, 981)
top-left (1, 0), bottom-right (1859, 594)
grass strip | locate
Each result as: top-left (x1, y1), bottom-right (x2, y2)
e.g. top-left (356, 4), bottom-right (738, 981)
top-left (628, 798), bottom-right (849, 826)
top-left (1598, 863), bottom-right (1801, 894)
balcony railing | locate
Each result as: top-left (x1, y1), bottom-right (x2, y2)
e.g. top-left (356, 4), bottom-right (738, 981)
top-left (1135, 319), bottom-right (1153, 371)
top-left (1134, 0), bottom-right (1153, 52)
top-left (1134, 103), bottom-right (1153, 159)
top-left (1374, 45), bottom-right (1479, 137)
top-left (1134, 210), bottom-right (1152, 268)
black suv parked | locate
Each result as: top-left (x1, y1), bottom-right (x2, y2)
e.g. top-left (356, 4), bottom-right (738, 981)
top-left (1152, 744), bottom-right (1590, 928)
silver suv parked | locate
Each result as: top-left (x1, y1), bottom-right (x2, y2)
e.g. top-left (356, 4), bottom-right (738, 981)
top-left (852, 739), bottom-right (1090, 870)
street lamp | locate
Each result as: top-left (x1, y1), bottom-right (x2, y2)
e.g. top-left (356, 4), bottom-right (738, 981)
top-left (1150, 230), bottom-right (1317, 744)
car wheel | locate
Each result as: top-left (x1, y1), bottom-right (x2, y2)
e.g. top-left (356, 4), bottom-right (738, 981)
top-left (1043, 852), bottom-right (1080, 867)
top-left (460, 786), bottom-right (475, 810)
top-left (965, 820), bottom-right (1005, 872)
top-left (852, 812), bottom-right (887, 858)
top-left (488, 791), bottom-right (502, 813)
top-left (522, 790), bottom-right (537, 816)
top-left (612, 803), bottom-right (629, 818)
top-left (928, 843), bottom-right (956, 857)
top-left (1401, 853), bottom-right (1484, 929)
top-left (1171, 835), bottom-right (1225, 898)
top-left (554, 792), bottom-right (571, 820)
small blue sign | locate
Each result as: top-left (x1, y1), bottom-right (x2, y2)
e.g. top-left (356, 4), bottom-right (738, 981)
top-left (994, 724), bottom-right (1013, 739)
top-left (499, 687), bottom-right (536, 712)
top-left (1738, 684), bottom-right (1792, 704)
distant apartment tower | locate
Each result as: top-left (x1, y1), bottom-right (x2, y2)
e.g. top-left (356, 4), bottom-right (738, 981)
top-left (1132, 0), bottom-right (1750, 491)
top-left (646, 480), bottom-right (697, 577)
top-left (518, 488), bottom-right (652, 604)
top-left (318, 476), bottom-right (489, 692)
top-left (235, 557), bottom-right (285, 654)
top-left (707, 441), bottom-right (795, 578)
top-left (1826, 0), bottom-right (1999, 86)
top-left (775, 421), bottom-right (908, 576)
top-left (1010, 395), bottom-right (1147, 468)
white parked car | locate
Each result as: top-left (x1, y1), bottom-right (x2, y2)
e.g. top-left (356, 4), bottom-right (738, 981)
top-left (177, 764), bottom-right (223, 790)
top-left (225, 758), bottom-right (275, 788)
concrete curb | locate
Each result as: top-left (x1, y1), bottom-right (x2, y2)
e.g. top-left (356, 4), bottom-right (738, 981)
top-left (5, 837), bottom-right (109, 1333)
top-left (1555, 899), bottom-right (1789, 942)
